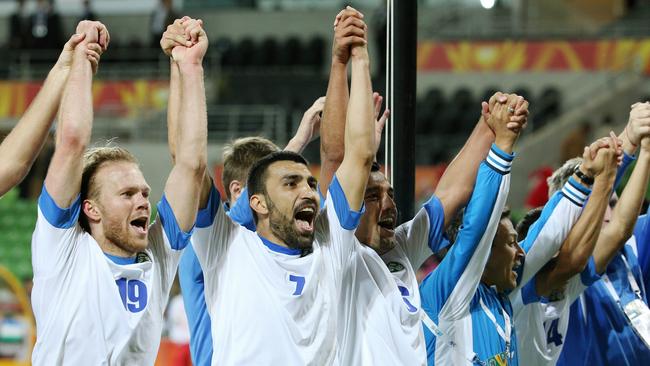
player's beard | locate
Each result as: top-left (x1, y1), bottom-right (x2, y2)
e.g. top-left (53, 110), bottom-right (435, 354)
top-left (104, 218), bottom-right (146, 254)
top-left (377, 236), bottom-right (397, 255)
top-left (267, 195), bottom-right (315, 251)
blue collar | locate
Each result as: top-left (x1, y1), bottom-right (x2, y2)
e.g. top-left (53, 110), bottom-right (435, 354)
top-left (104, 252), bottom-right (137, 265)
top-left (257, 234), bottom-right (302, 255)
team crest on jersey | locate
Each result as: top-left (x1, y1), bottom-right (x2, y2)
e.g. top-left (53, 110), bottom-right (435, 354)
top-left (136, 252), bottom-right (151, 263)
top-left (387, 261), bottom-right (405, 273)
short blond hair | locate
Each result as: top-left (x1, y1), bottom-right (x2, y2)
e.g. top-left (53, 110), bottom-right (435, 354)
top-left (222, 136), bottom-right (280, 201)
top-left (80, 146), bottom-right (138, 231)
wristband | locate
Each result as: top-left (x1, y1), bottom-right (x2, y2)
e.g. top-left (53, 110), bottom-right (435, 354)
top-left (574, 165), bottom-right (594, 185)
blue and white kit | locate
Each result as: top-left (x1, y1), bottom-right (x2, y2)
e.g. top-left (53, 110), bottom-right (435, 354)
top-left (30, 186), bottom-right (188, 365)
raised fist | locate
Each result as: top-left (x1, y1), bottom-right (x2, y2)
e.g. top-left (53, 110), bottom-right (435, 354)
top-left (332, 6), bottom-right (367, 65)
top-left (486, 94), bottom-right (525, 152)
top-left (57, 23), bottom-right (106, 74)
top-left (626, 102), bottom-right (650, 147)
top-left (75, 20), bottom-right (109, 50)
top-left (171, 18), bottom-right (208, 65)
top-left (581, 132), bottom-right (621, 179)
top-left (482, 92), bottom-right (529, 134)
top-left (160, 16), bottom-right (192, 57)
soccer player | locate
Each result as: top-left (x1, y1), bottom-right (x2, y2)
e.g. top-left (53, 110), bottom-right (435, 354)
top-left (557, 102), bottom-right (650, 366)
top-left (0, 26), bottom-right (104, 196)
top-left (319, 7), bottom-right (528, 365)
top-left (513, 133), bottom-right (627, 366)
top-left (418, 95), bottom-right (527, 365)
top-left (185, 17), bottom-right (376, 364)
top-left (30, 19), bottom-right (207, 364)
top-left (162, 19), bottom-right (331, 365)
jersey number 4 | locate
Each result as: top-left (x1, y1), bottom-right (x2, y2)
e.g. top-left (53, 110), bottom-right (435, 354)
top-left (545, 319), bottom-right (563, 346)
top-left (116, 278), bottom-right (148, 313)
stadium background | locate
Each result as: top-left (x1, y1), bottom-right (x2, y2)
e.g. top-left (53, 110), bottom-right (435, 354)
top-left (0, 0), bottom-right (649, 364)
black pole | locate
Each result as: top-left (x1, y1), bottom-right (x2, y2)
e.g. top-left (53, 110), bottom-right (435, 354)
top-left (393, 0), bottom-right (416, 223)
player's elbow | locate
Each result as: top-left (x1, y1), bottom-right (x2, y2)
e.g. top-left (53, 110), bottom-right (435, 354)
top-left (564, 254), bottom-right (589, 277)
top-left (57, 130), bottom-right (87, 156)
top-left (345, 137), bottom-right (375, 165)
top-left (607, 219), bottom-right (635, 245)
top-left (321, 143), bottom-right (345, 164)
top-left (350, 146), bottom-right (375, 169)
top-left (177, 155), bottom-right (207, 180)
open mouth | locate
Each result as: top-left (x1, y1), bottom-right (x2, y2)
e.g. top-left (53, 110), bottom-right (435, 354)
top-left (378, 215), bottom-right (396, 235)
top-left (130, 217), bottom-right (148, 236)
top-left (511, 261), bottom-right (521, 279)
top-left (294, 204), bottom-right (317, 234)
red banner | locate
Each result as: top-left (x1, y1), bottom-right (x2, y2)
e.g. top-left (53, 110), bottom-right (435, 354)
top-left (0, 80), bottom-right (169, 119)
top-left (417, 39), bottom-right (650, 74)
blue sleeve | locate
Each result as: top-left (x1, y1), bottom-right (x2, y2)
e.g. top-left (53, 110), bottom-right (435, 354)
top-left (420, 144), bottom-right (512, 317)
top-left (196, 184), bottom-right (221, 229)
top-left (520, 193), bottom-right (564, 254)
top-left (580, 256), bottom-right (601, 286)
top-left (422, 195), bottom-right (446, 253)
top-left (516, 177), bottom-right (590, 287)
top-left (178, 245), bottom-right (213, 365)
top-left (38, 185), bottom-right (81, 229)
top-left (521, 276), bottom-right (542, 305)
top-left (157, 195), bottom-right (193, 250)
top-left (632, 214), bottom-right (650, 296)
top-left (520, 177), bottom-right (591, 256)
top-left (227, 187), bottom-right (255, 231)
top-left (328, 175), bottom-right (365, 230)
top-left (614, 152), bottom-right (635, 190)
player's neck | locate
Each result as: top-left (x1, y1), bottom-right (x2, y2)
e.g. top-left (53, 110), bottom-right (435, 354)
top-left (256, 222), bottom-right (291, 249)
top-left (480, 275), bottom-right (506, 294)
top-left (94, 234), bottom-right (137, 258)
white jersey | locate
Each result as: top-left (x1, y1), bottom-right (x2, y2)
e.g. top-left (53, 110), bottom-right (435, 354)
top-left (31, 187), bottom-right (185, 365)
top-left (514, 176), bottom-right (591, 291)
top-left (191, 177), bottom-right (360, 365)
top-left (337, 196), bottom-right (446, 366)
top-left (513, 257), bottom-right (600, 366)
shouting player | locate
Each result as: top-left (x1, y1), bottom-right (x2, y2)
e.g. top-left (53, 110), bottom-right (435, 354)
top-left (183, 13), bottom-right (377, 364)
top-left (30, 19), bottom-right (206, 364)
top-left (161, 17), bottom-right (333, 365)
top-left (319, 7), bottom-right (528, 365)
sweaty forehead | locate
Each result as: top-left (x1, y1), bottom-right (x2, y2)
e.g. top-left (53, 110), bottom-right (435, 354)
top-left (267, 160), bottom-right (312, 179)
top-left (367, 170), bottom-right (392, 190)
top-left (95, 161), bottom-right (149, 191)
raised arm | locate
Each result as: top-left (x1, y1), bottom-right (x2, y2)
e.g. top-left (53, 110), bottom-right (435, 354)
top-left (536, 134), bottom-right (619, 296)
top-left (618, 101), bottom-right (650, 156)
top-left (319, 7), bottom-right (365, 194)
top-left (0, 26), bottom-right (105, 197)
top-left (162, 18), bottom-right (208, 231)
top-left (333, 22), bottom-right (374, 211)
top-left (44, 22), bottom-right (106, 207)
top-left (434, 93), bottom-right (528, 228)
top-left (421, 97), bottom-right (521, 319)
top-left (284, 96), bottom-right (325, 153)
top-left (594, 132), bottom-right (650, 272)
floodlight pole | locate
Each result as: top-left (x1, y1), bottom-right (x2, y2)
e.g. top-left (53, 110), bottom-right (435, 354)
top-left (392, 0), bottom-right (416, 223)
